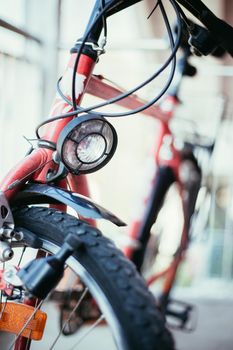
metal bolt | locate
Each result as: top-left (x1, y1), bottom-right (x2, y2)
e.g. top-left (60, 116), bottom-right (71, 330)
top-left (3, 249), bottom-right (14, 261)
top-left (14, 231), bottom-right (24, 241)
top-left (0, 241), bottom-right (14, 262)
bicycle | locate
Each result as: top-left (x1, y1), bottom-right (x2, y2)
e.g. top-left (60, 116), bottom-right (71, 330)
top-left (0, 0), bottom-right (232, 350)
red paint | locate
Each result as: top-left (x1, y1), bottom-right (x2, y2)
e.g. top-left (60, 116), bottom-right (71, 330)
top-left (14, 337), bottom-right (32, 350)
top-left (43, 54), bottom-right (96, 143)
top-left (0, 148), bottom-right (52, 201)
top-left (123, 220), bottom-right (141, 258)
top-left (86, 75), bottom-right (169, 122)
top-left (0, 269), bottom-right (13, 296)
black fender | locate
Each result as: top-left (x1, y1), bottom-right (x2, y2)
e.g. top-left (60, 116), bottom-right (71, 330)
top-left (12, 183), bottom-right (126, 227)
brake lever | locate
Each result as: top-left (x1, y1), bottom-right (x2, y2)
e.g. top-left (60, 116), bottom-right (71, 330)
top-left (175, 0), bottom-right (233, 57)
top-left (188, 22), bottom-right (221, 57)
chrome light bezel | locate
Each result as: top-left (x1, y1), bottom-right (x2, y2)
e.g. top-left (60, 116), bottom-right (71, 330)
top-left (57, 114), bottom-right (118, 174)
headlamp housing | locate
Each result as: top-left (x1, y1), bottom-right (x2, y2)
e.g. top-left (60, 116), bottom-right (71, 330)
top-left (57, 114), bottom-right (117, 174)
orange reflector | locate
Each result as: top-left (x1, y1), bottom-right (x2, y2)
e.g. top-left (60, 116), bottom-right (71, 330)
top-left (0, 302), bottom-right (47, 340)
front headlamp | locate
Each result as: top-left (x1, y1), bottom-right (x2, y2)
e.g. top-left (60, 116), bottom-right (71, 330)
top-left (57, 114), bottom-right (117, 174)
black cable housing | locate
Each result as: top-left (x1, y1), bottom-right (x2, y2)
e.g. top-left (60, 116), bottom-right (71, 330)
top-left (36, 0), bottom-right (183, 139)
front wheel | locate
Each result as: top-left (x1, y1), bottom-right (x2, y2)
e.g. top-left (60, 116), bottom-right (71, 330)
top-left (0, 206), bottom-right (174, 350)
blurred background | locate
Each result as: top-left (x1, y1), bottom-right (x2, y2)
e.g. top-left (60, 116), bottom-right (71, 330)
top-left (0, 1), bottom-right (232, 349)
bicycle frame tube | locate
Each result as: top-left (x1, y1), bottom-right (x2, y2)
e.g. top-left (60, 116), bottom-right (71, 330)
top-left (122, 94), bottom-right (180, 256)
top-left (0, 53), bottom-right (97, 200)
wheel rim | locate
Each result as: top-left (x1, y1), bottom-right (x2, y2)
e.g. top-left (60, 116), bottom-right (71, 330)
top-left (0, 239), bottom-right (127, 350)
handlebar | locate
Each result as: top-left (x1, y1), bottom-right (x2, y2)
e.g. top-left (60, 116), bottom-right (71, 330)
top-left (163, 8), bottom-right (230, 98)
top-left (188, 22), bottom-right (226, 57)
top-left (176, 0), bottom-right (233, 57)
top-left (203, 15), bottom-right (233, 57)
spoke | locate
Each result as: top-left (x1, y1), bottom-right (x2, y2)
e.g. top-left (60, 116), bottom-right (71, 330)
top-left (49, 287), bottom-right (89, 350)
top-left (68, 314), bottom-right (105, 350)
top-left (23, 335), bottom-right (32, 350)
top-left (8, 298), bottom-right (46, 350)
top-left (18, 246), bottom-right (26, 267)
top-left (0, 261), bottom-right (7, 320)
top-left (0, 262), bottom-right (4, 306)
top-left (0, 298), bottom-right (8, 320)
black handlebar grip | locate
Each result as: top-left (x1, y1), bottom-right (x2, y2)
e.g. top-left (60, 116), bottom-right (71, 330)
top-left (176, 0), bottom-right (233, 57)
top-left (212, 17), bottom-right (233, 57)
top-left (192, 9), bottom-right (233, 57)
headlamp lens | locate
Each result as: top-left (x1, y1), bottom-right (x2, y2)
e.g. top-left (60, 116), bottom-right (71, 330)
top-left (76, 134), bottom-right (106, 164)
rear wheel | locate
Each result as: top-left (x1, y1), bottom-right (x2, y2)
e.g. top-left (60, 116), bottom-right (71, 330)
top-left (131, 163), bottom-right (201, 308)
top-left (142, 182), bottom-right (184, 285)
top-left (0, 206), bottom-right (174, 350)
